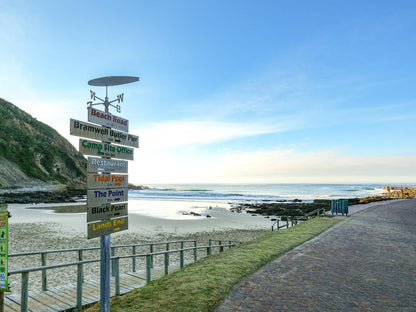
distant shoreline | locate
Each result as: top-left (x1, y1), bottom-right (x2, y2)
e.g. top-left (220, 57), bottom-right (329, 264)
top-left (0, 183), bottom-right (152, 204)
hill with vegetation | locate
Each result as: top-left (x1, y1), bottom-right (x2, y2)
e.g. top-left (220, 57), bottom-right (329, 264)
top-left (0, 97), bottom-right (86, 188)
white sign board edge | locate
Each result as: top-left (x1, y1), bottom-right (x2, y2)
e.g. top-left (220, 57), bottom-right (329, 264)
top-left (87, 216), bottom-right (128, 239)
top-left (87, 157), bottom-right (128, 174)
top-left (87, 107), bottom-right (128, 132)
top-left (87, 203), bottom-right (128, 223)
top-left (70, 118), bottom-right (139, 148)
top-left (79, 139), bottom-right (134, 160)
top-left (87, 188), bottom-right (128, 207)
top-left (88, 173), bottom-right (128, 189)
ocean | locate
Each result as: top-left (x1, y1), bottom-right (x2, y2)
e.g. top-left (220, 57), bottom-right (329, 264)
top-left (126, 183), bottom-right (389, 219)
top-left (129, 183), bottom-right (386, 203)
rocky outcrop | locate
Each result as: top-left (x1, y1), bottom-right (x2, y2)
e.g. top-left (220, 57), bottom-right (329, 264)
top-left (0, 98), bottom-right (87, 188)
top-left (383, 186), bottom-right (416, 198)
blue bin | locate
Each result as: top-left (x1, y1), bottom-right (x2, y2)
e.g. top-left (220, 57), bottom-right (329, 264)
top-left (331, 200), bottom-right (348, 216)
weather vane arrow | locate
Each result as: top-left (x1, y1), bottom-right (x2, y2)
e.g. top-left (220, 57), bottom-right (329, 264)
top-left (87, 76), bottom-right (140, 113)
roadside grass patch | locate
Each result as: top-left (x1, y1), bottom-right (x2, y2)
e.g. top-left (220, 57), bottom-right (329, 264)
top-left (86, 217), bottom-right (340, 312)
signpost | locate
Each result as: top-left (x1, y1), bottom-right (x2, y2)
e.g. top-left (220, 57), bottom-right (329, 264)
top-left (70, 118), bottom-right (139, 147)
top-left (87, 203), bottom-right (128, 223)
top-left (87, 216), bottom-right (129, 239)
top-left (79, 139), bottom-right (134, 160)
top-left (87, 173), bottom-right (128, 189)
top-left (87, 188), bottom-right (129, 206)
top-left (70, 75), bottom-right (139, 312)
top-left (87, 107), bottom-right (129, 132)
top-left (87, 157), bottom-right (128, 174)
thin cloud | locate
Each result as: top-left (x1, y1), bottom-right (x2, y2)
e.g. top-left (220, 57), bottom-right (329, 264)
top-left (133, 119), bottom-right (288, 149)
top-left (131, 148), bottom-right (416, 184)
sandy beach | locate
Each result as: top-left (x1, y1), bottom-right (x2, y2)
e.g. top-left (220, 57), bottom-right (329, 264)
top-left (6, 200), bottom-right (272, 292)
top-left (8, 199), bottom-right (272, 245)
top-left (6, 199), bottom-right (397, 294)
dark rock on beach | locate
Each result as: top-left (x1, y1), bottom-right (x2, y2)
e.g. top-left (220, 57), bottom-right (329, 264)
top-left (0, 187), bottom-right (86, 204)
top-left (232, 196), bottom-right (389, 218)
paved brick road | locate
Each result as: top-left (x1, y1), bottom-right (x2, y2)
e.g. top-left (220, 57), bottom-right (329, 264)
top-left (217, 199), bottom-right (416, 311)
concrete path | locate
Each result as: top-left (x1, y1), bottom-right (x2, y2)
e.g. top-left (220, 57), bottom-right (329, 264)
top-left (217, 199), bottom-right (416, 311)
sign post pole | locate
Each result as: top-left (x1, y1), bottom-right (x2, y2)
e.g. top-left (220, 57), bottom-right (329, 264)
top-left (100, 234), bottom-right (111, 312)
top-left (70, 76), bottom-right (139, 312)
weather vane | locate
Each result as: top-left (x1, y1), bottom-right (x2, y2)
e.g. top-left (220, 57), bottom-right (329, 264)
top-left (87, 76), bottom-right (140, 113)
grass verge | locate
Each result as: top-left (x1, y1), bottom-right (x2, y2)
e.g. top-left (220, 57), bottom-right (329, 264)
top-left (85, 217), bottom-right (341, 312)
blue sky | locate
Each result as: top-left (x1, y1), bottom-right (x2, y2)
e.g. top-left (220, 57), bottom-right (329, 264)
top-left (1, 0), bottom-right (415, 184)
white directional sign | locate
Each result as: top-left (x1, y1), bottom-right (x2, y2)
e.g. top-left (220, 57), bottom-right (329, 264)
top-left (87, 157), bottom-right (128, 174)
top-left (88, 173), bottom-right (128, 189)
top-left (87, 188), bottom-right (128, 207)
top-left (79, 139), bottom-right (134, 160)
top-left (87, 216), bottom-right (128, 239)
top-left (70, 118), bottom-right (139, 148)
top-left (87, 203), bottom-right (128, 223)
top-left (88, 107), bottom-right (129, 132)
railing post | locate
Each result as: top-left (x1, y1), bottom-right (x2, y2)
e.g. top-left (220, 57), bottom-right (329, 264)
top-left (193, 241), bottom-right (197, 262)
top-left (150, 244), bottom-right (154, 269)
top-left (180, 242), bottom-right (184, 268)
top-left (111, 247), bottom-right (115, 277)
top-left (208, 239), bottom-right (212, 255)
top-left (219, 240), bottom-right (223, 253)
top-left (41, 253), bottom-right (47, 291)
top-left (114, 258), bottom-right (120, 296)
top-left (78, 250), bottom-right (84, 283)
top-left (164, 253), bottom-right (169, 276)
top-left (21, 272), bottom-right (29, 312)
top-left (166, 243), bottom-right (170, 267)
top-left (146, 254), bottom-right (151, 283)
top-left (132, 246), bottom-right (136, 272)
top-left (77, 263), bottom-right (83, 311)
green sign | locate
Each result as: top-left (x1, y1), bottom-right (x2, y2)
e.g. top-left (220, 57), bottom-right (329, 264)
top-left (0, 206), bottom-right (10, 291)
top-left (79, 139), bottom-right (134, 160)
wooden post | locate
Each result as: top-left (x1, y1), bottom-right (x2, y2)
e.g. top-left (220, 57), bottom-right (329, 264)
top-left (180, 242), bottom-right (184, 268)
top-left (146, 255), bottom-right (151, 283)
top-left (77, 263), bottom-right (83, 311)
top-left (164, 253), bottom-right (169, 276)
top-left (41, 253), bottom-right (47, 291)
top-left (166, 243), bottom-right (170, 269)
top-left (114, 258), bottom-right (120, 296)
top-left (78, 250), bottom-right (84, 283)
top-left (132, 246), bottom-right (136, 272)
top-left (111, 247), bottom-right (115, 277)
top-left (150, 244), bottom-right (154, 269)
top-left (193, 241), bottom-right (197, 262)
top-left (21, 272), bottom-right (29, 312)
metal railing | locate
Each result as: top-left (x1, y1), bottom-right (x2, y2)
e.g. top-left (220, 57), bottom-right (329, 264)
top-left (271, 207), bottom-right (326, 231)
top-left (7, 239), bottom-right (241, 312)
